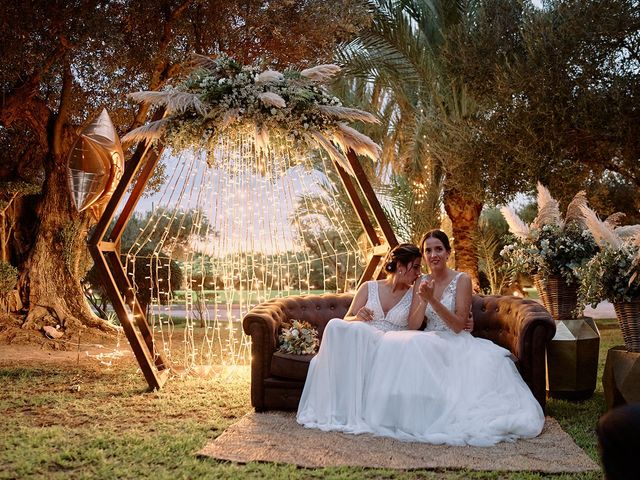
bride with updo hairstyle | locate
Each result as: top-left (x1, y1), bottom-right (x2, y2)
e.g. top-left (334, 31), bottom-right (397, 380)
top-left (297, 243), bottom-right (422, 434)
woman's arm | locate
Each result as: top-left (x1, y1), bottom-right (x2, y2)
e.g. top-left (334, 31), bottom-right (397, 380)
top-left (420, 273), bottom-right (472, 333)
top-left (407, 276), bottom-right (428, 330)
top-left (343, 281), bottom-right (372, 322)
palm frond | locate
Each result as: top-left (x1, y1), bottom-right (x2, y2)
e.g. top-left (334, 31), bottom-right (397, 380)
top-left (500, 206), bottom-right (530, 240)
top-left (317, 105), bottom-right (379, 124)
top-left (332, 123), bottom-right (382, 162)
top-left (579, 205), bottom-right (622, 249)
top-left (305, 130), bottom-right (353, 176)
top-left (122, 118), bottom-right (169, 144)
top-left (129, 90), bottom-right (207, 115)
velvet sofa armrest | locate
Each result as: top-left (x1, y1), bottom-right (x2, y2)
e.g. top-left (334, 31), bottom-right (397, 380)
top-left (242, 302), bottom-right (286, 411)
top-left (472, 295), bottom-right (556, 411)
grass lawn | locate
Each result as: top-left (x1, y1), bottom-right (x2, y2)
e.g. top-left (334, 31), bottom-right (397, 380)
top-left (0, 320), bottom-right (622, 479)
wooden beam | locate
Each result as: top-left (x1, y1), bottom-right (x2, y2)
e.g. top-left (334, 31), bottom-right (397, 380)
top-left (346, 149), bottom-right (398, 249)
top-left (87, 109), bottom-right (170, 392)
top-left (332, 158), bottom-right (380, 246)
top-left (88, 246), bottom-right (163, 390)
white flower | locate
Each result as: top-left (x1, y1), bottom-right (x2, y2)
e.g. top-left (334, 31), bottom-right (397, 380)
top-left (259, 92), bottom-right (286, 108)
top-left (255, 70), bottom-right (284, 84)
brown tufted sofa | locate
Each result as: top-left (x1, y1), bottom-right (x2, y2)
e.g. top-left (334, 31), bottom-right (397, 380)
top-left (243, 293), bottom-right (556, 413)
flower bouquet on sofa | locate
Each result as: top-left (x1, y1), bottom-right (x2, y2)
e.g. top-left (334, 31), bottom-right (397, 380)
top-left (278, 320), bottom-right (319, 355)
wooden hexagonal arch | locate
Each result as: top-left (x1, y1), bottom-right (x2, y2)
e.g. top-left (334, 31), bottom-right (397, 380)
top-left (87, 115), bottom-right (398, 390)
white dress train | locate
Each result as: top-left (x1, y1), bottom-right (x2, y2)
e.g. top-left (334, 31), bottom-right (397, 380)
top-left (296, 281), bottom-right (413, 433)
top-left (364, 272), bottom-right (545, 446)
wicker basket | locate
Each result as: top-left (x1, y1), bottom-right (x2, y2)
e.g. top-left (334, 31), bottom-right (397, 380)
top-left (613, 300), bottom-right (640, 353)
top-left (534, 274), bottom-right (580, 320)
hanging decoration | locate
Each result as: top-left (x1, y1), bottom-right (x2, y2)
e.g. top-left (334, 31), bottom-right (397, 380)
top-left (123, 55), bottom-right (381, 173)
top-left (103, 55), bottom-right (385, 374)
top-left (67, 109), bottom-right (124, 219)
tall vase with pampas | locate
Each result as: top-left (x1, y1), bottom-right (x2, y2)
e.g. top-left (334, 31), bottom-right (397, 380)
top-left (500, 183), bottom-right (597, 318)
top-left (578, 204), bottom-right (640, 353)
top-left (501, 184), bottom-right (600, 400)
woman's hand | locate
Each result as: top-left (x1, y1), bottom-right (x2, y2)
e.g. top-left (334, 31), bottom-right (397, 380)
top-left (355, 307), bottom-right (375, 322)
top-left (418, 278), bottom-right (436, 303)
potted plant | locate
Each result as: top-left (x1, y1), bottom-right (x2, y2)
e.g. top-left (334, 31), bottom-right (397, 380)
top-left (500, 184), bottom-right (598, 319)
top-left (578, 205), bottom-right (640, 352)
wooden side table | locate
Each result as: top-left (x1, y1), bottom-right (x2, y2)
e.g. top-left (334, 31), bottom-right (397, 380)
top-left (603, 346), bottom-right (640, 410)
top-left (546, 317), bottom-right (600, 400)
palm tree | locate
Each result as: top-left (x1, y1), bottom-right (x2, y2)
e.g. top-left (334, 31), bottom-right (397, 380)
top-left (337, 0), bottom-right (508, 288)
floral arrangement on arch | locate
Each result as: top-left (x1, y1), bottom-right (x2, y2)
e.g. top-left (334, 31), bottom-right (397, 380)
top-left (577, 205), bottom-right (640, 306)
top-left (122, 54), bottom-right (380, 174)
top-left (278, 319), bottom-right (319, 356)
top-left (500, 183), bottom-right (598, 284)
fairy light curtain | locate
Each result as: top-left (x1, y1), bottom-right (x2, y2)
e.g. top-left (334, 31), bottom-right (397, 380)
top-left (120, 55), bottom-right (381, 371)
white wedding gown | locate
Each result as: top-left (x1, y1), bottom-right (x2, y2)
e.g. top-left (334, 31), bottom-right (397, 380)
top-left (296, 280), bottom-right (413, 433)
top-left (364, 272), bottom-right (545, 446)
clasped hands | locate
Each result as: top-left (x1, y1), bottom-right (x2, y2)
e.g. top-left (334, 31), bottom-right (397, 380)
top-left (355, 306), bottom-right (375, 322)
top-left (418, 277), bottom-right (474, 332)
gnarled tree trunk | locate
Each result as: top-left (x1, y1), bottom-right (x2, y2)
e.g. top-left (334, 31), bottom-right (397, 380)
top-left (20, 150), bottom-right (115, 336)
top-left (443, 186), bottom-right (482, 291)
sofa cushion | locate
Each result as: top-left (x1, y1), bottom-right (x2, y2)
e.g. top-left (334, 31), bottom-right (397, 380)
top-left (271, 351), bottom-right (315, 381)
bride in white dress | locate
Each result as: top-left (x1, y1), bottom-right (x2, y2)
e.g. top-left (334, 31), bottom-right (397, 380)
top-left (364, 230), bottom-right (545, 446)
top-left (296, 243), bottom-right (422, 433)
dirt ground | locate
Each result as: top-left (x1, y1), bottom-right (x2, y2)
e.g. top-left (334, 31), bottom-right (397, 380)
top-left (0, 313), bottom-right (130, 368)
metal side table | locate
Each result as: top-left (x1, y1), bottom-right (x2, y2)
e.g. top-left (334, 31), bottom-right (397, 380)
top-left (546, 317), bottom-right (600, 400)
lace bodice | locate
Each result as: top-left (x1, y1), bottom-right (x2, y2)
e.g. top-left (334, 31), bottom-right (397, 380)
top-left (366, 281), bottom-right (412, 332)
top-left (424, 272), bottom-right (462, 332)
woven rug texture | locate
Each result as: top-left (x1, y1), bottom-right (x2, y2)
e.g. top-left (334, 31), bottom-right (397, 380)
top-left (199, 411), bottom-right (600, 473)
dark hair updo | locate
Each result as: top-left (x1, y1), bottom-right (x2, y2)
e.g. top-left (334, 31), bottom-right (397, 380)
top-left (419, 229), bottom-right (452, 254)
top-left (384, 243), bottom-right (421, 273)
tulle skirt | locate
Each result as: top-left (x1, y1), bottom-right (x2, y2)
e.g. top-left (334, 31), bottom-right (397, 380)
top-left (296, 318), bottom-right (383, 434)
top-left (297, 322), bottom-right (545, 446)
top-left (363, 330), bottom-right (545, 446)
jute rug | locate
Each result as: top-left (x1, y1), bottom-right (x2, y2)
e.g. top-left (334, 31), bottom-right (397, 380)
top-left (199, 411), bottom-right (600, 473)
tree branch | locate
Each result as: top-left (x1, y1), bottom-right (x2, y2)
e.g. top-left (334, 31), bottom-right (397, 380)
top-left (129, 0), bottom-right (195, 131)
top-left (52, 59), bottom-right (73, 158)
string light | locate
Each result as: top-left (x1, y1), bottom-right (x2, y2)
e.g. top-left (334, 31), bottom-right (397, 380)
top-left (124, 132), bottom-right (366, 372)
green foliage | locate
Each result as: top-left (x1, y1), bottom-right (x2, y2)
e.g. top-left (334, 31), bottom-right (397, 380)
top-left (475, 209), bottom-right (513, 294)
top-left (578, 244), bottom-right (640, 306)
top-left (117, 208), bottom-right (212, 254)
top-left (0, 181), bottom-right (41, 210)
top-left (455, 0), bottom-right (640, 205)
top-left (379, 173), bottom-right (441, 244)
top-left (501, 224), bottom-right (599, 284)
top-left (0, 260), bottom-right (18, 295)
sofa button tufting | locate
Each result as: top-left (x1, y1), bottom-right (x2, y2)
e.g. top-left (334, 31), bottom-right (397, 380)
top-left (330, 306), bottom-right (335, 310)
top-left (301, 306), bottom-right (307, 311)
top-left (316, 305), bottom-right (321, 310)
